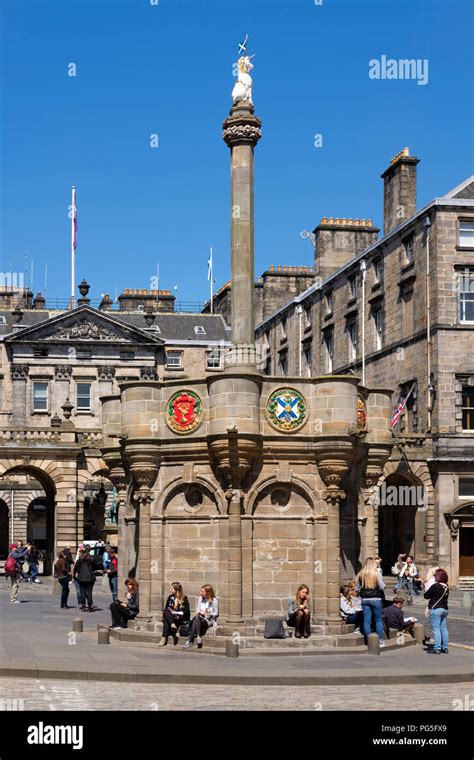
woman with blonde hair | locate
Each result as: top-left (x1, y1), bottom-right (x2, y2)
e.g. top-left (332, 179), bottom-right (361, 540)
top-left (424, 566), bottom-right (440, 592)
top-left (159, 581), bottom-right (190, 646)
top-left (355, 557), bottom-right (386, 647)
top-left (287, 584), bottom-right (311, 638)
top-left (182, 584), bottom-right (219, 649)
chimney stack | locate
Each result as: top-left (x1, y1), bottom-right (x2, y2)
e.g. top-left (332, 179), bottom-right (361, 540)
top-left (381, 147), bottom-right (420, 234)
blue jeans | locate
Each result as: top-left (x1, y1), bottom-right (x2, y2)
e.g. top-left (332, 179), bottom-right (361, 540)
top-left (362, 599), bottom-right (384, 640)
top-left (28, 565), bottom-right (39, 582)
top-left (109, 575), bottom-right (118, 602)
top-left (429, 608), bottom-right (448, 651)
top-left (345, 611), bottom-right (364, 628)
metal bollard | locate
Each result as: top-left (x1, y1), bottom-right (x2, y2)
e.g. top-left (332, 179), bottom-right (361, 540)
top-left (413, 622), bottom-right (425, 645)
top-left (98, 628), bottom-right (110, 645)
top-left (463, 592), bottom-right (472, 608)
top-left (225, 640), bottom-right (239, 658)
top-left (367, 632), bottom-right (381, 655)
top-left (72, 618), bottom-right (83, 633)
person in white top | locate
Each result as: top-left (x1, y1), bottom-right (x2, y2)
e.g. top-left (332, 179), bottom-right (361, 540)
top-left (182, 584), bottom-right (219, 650)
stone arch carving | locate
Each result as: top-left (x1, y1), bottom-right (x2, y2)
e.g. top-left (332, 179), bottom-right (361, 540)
top-left (246, 475), bottom-right (317, 516)
top-left (153, 475), bottom-right (226, 517)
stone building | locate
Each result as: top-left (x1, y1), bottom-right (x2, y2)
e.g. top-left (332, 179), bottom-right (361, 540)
top-left (247, 152), bottom-right (474, 587)
top-left (0, 283), bottom-right (230, 564)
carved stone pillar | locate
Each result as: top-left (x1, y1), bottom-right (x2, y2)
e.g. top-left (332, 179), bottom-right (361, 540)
top-left (225, 487), bottom-right (244, 623)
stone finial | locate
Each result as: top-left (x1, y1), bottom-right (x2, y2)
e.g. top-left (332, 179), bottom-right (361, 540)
top-left (222, 100), bottom-right (262, 148)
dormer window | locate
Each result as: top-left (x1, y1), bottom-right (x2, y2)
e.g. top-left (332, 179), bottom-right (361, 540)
top-left (373, 257), bottom-right (383, 283)
top-left (194, 326), bottom-right (206, 335)
top-left (326, 291), bottom-right (333, 313)
top-left (404, 236), bottom-right (414, 265)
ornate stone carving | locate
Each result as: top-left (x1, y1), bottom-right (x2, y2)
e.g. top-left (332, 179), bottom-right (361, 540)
top-left (266, 387), bottom-right (307, 433)
top-left (11, 364), bottom-right (28, 380)
top-left (140, 366), bottom-right (157, 381)
top-left (45, 318), bottom-right (125, 342)
top-left (166, 390), bottom-right (203, 435)
top-left (54, 365), bottom-right (73, 379)
top-left (98, 366), bottom-right (116, 381)
top-left (222, 101), bottom-right (262, 149)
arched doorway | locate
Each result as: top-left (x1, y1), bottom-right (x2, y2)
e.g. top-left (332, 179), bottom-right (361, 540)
top-left (0, 499), bottom-right (9, 559)
top-left (378, 472), bottom-right (425, 574)
top-left (27, 498), bottom-right (48, 552)
top-left (0, 467), bottom-right (56, 575)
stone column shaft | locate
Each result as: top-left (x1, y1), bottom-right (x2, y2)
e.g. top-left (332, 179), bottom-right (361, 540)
top-left (230, 144), bottom-right (255, 347)
top-left (225, 491), bottom-right (243, 623)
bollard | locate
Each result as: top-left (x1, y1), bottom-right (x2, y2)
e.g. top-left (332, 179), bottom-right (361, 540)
top-left (463, 591), bottom-right (472, 608)
top-left (225, 640), bottom-right (239, 658)
top-left (367, 633), bottom-right (381, 655)
top-left (72, 618), bottom-right (83, 633)
top-left (413, 622), bottom-right (425, 645)
top-left (98, 628), bottom-right (110, 645)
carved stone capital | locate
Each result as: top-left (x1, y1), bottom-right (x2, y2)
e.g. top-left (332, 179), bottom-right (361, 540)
top-left (314, 439), bottom-right (353, 490)
top-left (54, 365), bottom-right (73, 379)
top-left (222, 101), bottom-right (262, 148)
top-left (11, 364), bottom-right (28, 380)
top-left (209, 434), bottom-right (261, 488)
top-left (98, 366), bottom-right (116, 381)
top-left (322, 487), bottom-right (346, 507)
top-left (140, 366), bottom-right (157, 381)
top-left (127, 443), bottom-right (159, 499)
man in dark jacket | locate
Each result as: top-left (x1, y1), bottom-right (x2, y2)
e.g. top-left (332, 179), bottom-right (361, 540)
top-left (383, 596), bottom-right (415, 638)
top-left (73, 551), bottom-right (95, 611)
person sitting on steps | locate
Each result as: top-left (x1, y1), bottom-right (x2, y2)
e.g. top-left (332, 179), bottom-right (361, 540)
top-left (287, 584), bottom-right (311, 638)
top-left (110, 578), bottom-right (140, 629)
top-left (182, 585), bottom-right (219, 649)
top-left (159, 582), bottom-right (191, 646)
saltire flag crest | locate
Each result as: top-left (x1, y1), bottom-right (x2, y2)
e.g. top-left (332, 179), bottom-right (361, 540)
top-left (72, 188), bottom-right (77, 250)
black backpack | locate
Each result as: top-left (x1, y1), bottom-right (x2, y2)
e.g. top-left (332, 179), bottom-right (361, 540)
top-left (264, 619), bottom-right (286, 639)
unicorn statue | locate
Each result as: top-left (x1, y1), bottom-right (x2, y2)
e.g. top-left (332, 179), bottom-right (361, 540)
top-left (232, 54), bottom-right (255, 106)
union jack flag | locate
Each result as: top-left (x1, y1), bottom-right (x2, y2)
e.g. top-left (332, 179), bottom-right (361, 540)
top-left (391, 382), bottom-right (416, 429)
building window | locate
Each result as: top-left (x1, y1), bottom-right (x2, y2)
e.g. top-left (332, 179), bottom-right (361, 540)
top-left (404, 236), bottom-right (414, 265)
top-left (166, 351), bottom-right (183, 369)
top-left (206, 349), bottom-right (221, 369)
top-left (304, 305), bottom-right (312, 328)
top-left (278, 351), bottom-right (287, 376)
top-left (348, 274), bottom-right (357, 299)
top-left (373, 257), bottom-right (383, 283)
top-left (325, 291), bottom-right (334, 313)
top-left (372, 305), bottom-right (383, 350)
top-left (194, 326), bottom-right (206, 335)
top-left (76, 382), bottom-right (92, 412)
top-left (462, 386), bottom-right (474, 430)
top-left (303, 344), bottom-right (312, 377)
top-left (280, 318), bottom-right (287, 340)
top-left (458, 267), bottom-right (474, 322)
top-left (324, 331), bottom-right (334, 373)
top-left (347, 319), bottom-right (357, 361)
top-left (32, 382), bottom-right (48, 412)
top-left (459, 220), bottom-right (474, 248)
top-left (459, 478), bottom-right (474, 498)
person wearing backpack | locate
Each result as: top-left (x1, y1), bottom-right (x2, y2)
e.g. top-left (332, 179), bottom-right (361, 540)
top-left (6, 542), bottom-right (29, 603)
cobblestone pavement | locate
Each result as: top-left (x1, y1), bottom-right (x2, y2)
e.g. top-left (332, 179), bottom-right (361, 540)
top-left (0, 678), bottom-right (473, 711)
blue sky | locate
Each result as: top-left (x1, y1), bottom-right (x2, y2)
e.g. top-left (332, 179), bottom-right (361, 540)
top-left (0, 0), bottom-right (473, 306)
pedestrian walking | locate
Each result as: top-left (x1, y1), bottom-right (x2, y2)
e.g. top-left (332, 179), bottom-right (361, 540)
top-left (27, 545), bottom-right (41, 583)
top-left (5, 542), bottom-right (29, 603)
top-left (54, 551), bottom-right (72, 609)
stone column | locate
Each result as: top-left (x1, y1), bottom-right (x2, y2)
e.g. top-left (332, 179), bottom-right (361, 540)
top-left (225, 488), bottom-right (243, 623)
top-left (223, 100), bottom-right (261, 365)
top-left (323, 488), bottom-right (345, 626)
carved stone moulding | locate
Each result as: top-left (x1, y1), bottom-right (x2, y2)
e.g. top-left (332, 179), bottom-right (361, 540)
top-left (98, 366), bottom-right (116, 381)
top-left (126, 443), bottom-right (160, 499)
top-left (208, 435), bottom-right (261, 486)
top-left (314, 439), bottom-right (354, 490)
top-left (11, 364), bottom-right (28, 380)
top-left (54, 365), bottom-right (73, 379)
top-left (365, 444), bottom-right (393, 488)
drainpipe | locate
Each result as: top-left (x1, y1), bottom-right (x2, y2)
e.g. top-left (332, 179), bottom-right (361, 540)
top-left (297, 305), bottom-right (303, 377)
top-left (11, 489), bottom-right (14, 544)
top-left (360, 260), bottom-right (367, 386)
top-left (423, 215), bottom-right (432, 431)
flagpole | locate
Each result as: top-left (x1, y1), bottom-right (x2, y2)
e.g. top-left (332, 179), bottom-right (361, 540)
top-left (71, 186), bottom-right (76, 305)
top-left (210, 246), bottom-right (213, 314)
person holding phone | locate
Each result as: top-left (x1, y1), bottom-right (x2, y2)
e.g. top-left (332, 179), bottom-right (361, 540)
top-left (182, 584), bottom-right (218, 649)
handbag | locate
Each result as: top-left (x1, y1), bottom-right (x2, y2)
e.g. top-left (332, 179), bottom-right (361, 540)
top-left (179, 619), bottom-right (192, 638)
top-left (425, 584), bottom-right (448, 618)
top-left (264, 618), bottom-right (286, 639)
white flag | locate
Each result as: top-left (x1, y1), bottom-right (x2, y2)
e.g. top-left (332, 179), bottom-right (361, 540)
top-left (207, 247), bottom-right (213, 281)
